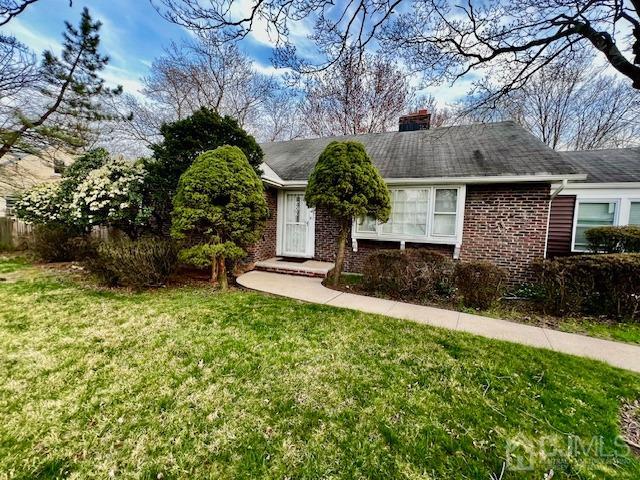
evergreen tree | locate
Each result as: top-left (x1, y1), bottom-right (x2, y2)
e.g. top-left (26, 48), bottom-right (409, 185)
top-left (0, 8), bottom-right (121, 159)
top-left (305, 141), bottom-right (390, 286)
top-left (171, 146), bottom-right (268, 289)
top-left (146, 107), bottom-right (263, 230)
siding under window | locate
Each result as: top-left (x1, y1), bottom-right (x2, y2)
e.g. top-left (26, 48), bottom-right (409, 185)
top-left (547, 195), bottom-right (576, 257)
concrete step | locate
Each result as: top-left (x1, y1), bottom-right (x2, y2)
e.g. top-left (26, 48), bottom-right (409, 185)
top-left (254, 257), bottom-right (334, 278)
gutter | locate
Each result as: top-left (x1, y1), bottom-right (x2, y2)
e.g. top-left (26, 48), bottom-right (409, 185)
top-left (261, 171), bottom-right (587, 189)
top-left (550, 179), bottom-right (568, 200)
top-left (544, 178), bottom-right (569, 258)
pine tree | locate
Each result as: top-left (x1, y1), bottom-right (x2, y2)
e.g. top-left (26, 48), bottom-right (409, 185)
top-left (0, 7), bottom-right (121, 159)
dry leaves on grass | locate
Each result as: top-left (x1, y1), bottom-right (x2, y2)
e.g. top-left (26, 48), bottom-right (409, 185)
top-left (622, 399), bottom-right (640, 456)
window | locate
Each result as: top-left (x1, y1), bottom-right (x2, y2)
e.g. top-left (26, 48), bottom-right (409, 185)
top-left (4, 195), bottom-right (17, 217)
top-left (381, 189), bottom-right (429, 235)
top-left (355, 215), bottom-right (377, 233)
top-left (433, 189), bottom-right (458, 236)
top-left (574, 201), bottom-right (617, 250)
top-left (353, 186), bottom-right (463, 244)
top-left (630, 202), bottom-right (640, 226)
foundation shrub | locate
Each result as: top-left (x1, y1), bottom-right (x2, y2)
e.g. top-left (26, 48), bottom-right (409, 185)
top-left (533, 254), bottom-right (640, 319)
top-left (362, 249), bottom-right (455, 300)
top-left (455, 261), bottom-right (507, 309)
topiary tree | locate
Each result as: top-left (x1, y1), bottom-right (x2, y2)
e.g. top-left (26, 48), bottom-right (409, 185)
top-left (305, 141), bottom-right (390, 286)
top-left (171, 145), bottom-right (269, 289)
top-left (146, 107), bottom-right (263, 230)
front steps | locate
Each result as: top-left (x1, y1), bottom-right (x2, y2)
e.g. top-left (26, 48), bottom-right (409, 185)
top-left (255, 257), bottom-right (334, 278)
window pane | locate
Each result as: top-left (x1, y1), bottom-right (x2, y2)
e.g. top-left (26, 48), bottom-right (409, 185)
top-left (630, 202), bottom-right (640, 226)
top-left (433, 214), bottom-right (456, 236)
top-left (356, 215), bottom-right (376, 233)
top-left (435, 189), bottom-right (457, 213)
top-left (381, 189), bottom-right (428, 235)
top-left (577, 202), bottom-right (615, 225)
top-left (575, 202), bottom-right (616, 248)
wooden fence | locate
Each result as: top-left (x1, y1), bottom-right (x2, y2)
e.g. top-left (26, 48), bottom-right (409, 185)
top-left (0, 217), bottom-right (32, 248)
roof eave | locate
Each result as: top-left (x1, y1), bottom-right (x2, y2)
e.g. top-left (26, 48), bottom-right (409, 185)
top-left (261, 171), bottom-right (587, 188)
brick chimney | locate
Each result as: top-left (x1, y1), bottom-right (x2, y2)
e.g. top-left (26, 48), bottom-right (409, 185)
top-left (399, 109), bottom-right (431, 132)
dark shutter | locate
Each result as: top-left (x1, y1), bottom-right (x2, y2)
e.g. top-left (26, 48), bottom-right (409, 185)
top-left (546, 195), bottom-right (576, 257)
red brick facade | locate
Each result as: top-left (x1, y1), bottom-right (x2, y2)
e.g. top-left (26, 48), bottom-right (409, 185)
top-left (247, 187), bottom-right (278, 263)
top-left (313, 206), bottom-right (454, 272)
top-left (459, 183), bottom-right (550, 284)
top-left (251, 183), bottom-right (551, 286)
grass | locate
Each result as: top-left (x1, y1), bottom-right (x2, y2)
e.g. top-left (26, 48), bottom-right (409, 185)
top-left (0, 254), bottom-right (31, 274)
top-left (1, 261), bottom-right (640, 478)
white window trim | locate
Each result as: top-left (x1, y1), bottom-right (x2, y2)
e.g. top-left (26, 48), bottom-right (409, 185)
top-left (571, 198), bottom-right (621, 252)
top-left (352, 185), bottom-right (466, 246)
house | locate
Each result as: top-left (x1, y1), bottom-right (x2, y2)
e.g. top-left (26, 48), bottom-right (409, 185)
top-left (0, 152), bottom-right (69, 217)
top-left (250, 119), bottom-right (640, 285)
top-left (547, 148), bottom-right (640, 256)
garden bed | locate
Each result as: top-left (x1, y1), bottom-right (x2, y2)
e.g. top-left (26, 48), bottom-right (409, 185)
top-left (328, 273), bottom-right (640, 345)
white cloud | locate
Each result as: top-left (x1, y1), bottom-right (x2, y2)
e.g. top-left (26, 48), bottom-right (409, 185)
top-left (3, 17), bottom-right (61, 55)
top-left (102, 65), bottom-right (145, 97)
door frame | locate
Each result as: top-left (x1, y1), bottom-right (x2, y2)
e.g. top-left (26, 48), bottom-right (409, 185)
top-left (276, 189), bottom-right (315, 258)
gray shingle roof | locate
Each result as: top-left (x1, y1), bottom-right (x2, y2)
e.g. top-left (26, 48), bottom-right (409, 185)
top-left (559, 148), bottom-right (640, 183)
top-left (260, 121), bottom-right (581, 181)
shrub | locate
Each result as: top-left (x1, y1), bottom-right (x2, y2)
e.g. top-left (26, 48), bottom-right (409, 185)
top-left (362, 249), bottom-right (455, 300)
top-left (171, 146), bottom-right (268, 288)
top-left (27, 225), bottom-right (86, 262)
top-left (85, 237), bottom-right (178, 288)
top-left (70, 159), bottom-right (152, 236)
top-left (533, 254), bottom-right (640, 319)
top-left (455, 261), bottom-right (507, 309)
top-left (585, 226), bottom-right (640, 253)
top-left (305, 141), bottom-right (390, 286)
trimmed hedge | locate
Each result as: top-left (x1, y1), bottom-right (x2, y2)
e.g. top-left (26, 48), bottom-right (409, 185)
top-left (362, 249), bottom-right (455, 300)
top-left (533, 254), bottom-right (640, 319)
top-left (455, 261), bottom-right (507, 309)
top-left (585, 226), bottom-right (640, 253)
top-left (85, 237), bottom-right (178, 288)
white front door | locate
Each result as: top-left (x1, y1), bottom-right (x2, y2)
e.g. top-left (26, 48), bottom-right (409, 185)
top-left (280, 191), bottom-right (315, 257)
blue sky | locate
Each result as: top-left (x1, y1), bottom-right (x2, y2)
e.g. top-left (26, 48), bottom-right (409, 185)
top-left (1, 0), bottom-right (282, 95)
top-left (1, 0), bottom-right (473, 104)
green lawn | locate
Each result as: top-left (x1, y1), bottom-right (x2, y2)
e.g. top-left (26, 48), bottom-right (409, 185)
top-left (1, 263), bottom-right (640, 478)
top-left (0, 254), bottom-right (30, 274)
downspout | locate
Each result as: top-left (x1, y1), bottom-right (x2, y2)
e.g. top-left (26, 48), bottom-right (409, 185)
top-left (544, 179), bottom-right (569, 258)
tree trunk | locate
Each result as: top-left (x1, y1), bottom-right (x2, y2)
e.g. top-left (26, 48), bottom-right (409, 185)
top-left (329, 221), bottom-right (349, 287)
top-left (216, 255), bottom-right (228, 290)
top-left (210, 256), bottom-right (218, 285)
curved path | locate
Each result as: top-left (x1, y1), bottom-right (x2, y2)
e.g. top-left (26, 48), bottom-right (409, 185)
top-left (237, 270), bottom-right (640, 373)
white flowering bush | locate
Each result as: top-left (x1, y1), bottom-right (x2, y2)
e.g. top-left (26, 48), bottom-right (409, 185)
top-left (71, 159), bottom-right (152, 235)
top-left (15, 182), bottom-right (68, 225)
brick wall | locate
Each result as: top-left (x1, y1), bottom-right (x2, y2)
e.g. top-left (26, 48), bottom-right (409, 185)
top-left (459, 183), bottom-right (550, 285)
top-left (246, 187), bottom-right (278, 262)
top-left (313, 206), bottom-right (454, 273)
top-left (252, 183), bottom-right (551, 285)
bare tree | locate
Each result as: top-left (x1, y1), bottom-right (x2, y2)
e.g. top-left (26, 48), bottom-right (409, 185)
top-left (300, 50), bottom-right (412, 136)
top-left (0, 34), bottom-right (36, 100)
top-left (152, 0), bottom-right (640, 94)
top-left (258, 87), bottom-right (307, 142)
top-left (0, 8), bottom-right (121, 160)
top-left (464, 56), bottom-right (640, 150)
top-left (112, 35), bottom-right (303, 151)
top-left (0, 0), bottom-right (39, 26)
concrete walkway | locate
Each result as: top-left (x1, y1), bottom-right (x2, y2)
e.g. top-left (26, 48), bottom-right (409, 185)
top-left (237, 270), bottom-right (640, 373)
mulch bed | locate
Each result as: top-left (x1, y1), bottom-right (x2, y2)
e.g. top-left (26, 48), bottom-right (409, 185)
top-left (621, 399), bottom-right (640, 456)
